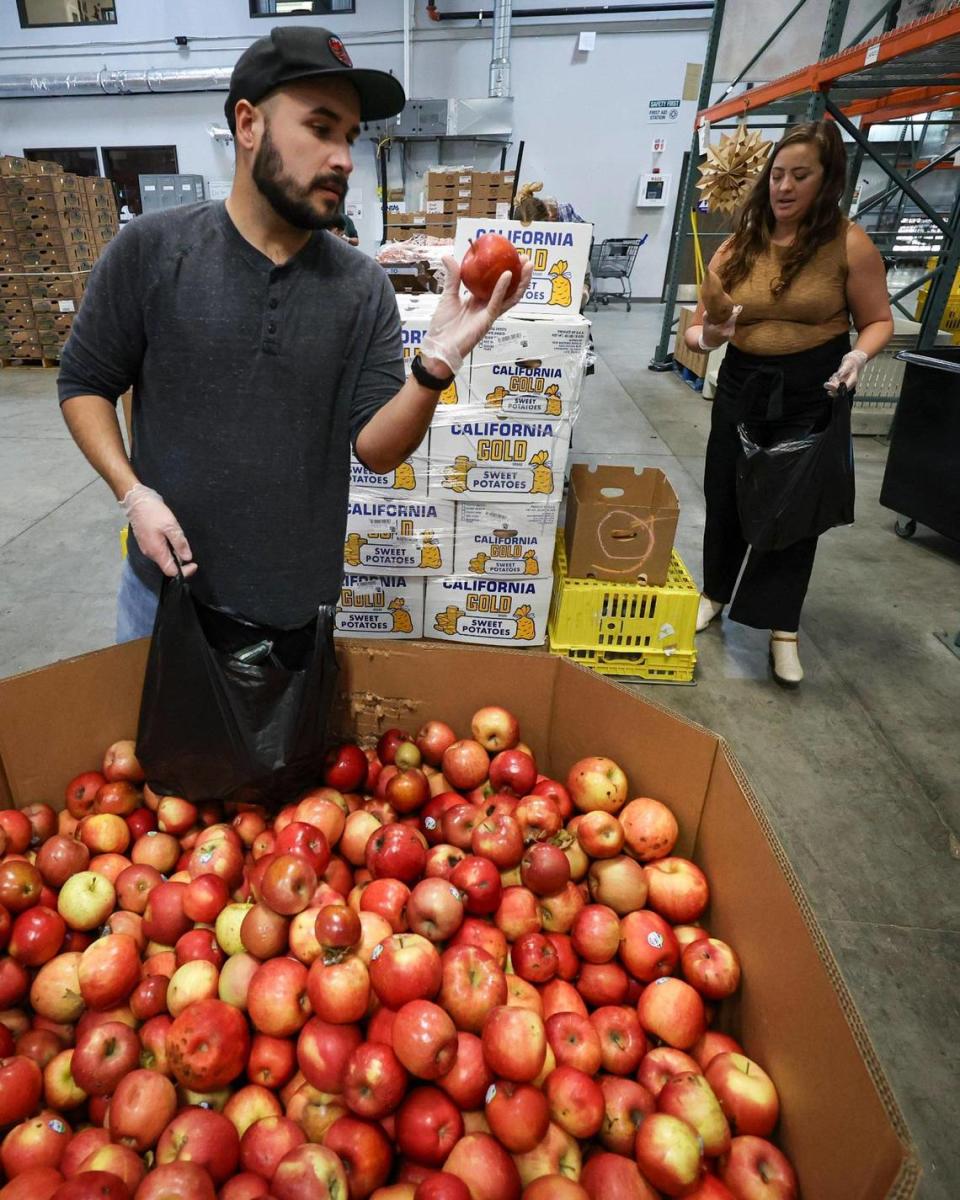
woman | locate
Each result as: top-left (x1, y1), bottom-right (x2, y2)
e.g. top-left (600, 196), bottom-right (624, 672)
top-left (685, 121), bottom-right (893, 685)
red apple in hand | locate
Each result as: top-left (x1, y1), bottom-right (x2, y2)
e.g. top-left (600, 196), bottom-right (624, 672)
top-left (460, 235), bottom-right (523, 303)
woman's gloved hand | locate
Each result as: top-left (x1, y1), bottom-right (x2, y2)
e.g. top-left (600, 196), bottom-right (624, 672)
top-left (698, 305), bottom-right (743, 351)
top-left (420, 255), bottom-right (533, 375)
top-left (120, 484), bottom-right (197, 578)
top-left (825, 349), bottom-right (868, 396)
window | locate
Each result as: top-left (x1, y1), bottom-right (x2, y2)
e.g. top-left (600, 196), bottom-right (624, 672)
top-left (102, 146), bottom-right (178, 216)
top-left (250, 0), bottom-right (356, 18)
top-left (17, 1), bottom-right (117, 28)
top-left (23, 148), bottom-right (100, 177)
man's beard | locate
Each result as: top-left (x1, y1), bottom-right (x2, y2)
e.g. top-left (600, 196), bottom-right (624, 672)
top-left (252, 124), bottom-right (347, 231)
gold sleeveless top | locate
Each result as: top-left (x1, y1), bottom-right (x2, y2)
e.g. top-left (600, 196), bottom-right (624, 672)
top-left (729, 222), bottom-right (850, 357)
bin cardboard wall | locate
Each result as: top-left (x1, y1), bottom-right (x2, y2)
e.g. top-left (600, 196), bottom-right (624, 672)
top-left (0, 640), bottom-right (919, 1200)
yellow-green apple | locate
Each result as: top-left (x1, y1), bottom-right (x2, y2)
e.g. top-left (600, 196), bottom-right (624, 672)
top-left (591, 1005), bottom-right (647, 1075)
top-left (634, 1111), bottom-right (703, 1196)
top-left (619, 797), bottom-right (679, 862)
top-left (494, 886), bottom-right (540, 941)
top-left (470, 706), bottom-right (520, 752)
top-left (587, 857), bottom-right (647, 915)
top-left (718, 1135), bottom-right (798, 1199)
top-left (443, 1131), bottom-right (521, 1200)
top-left (56, 872), bottom-right (116, 932)
top-left (545, 1012), bottom-right (601, 1074)
top-left (484, 1079), bottom-right (549, 1153)
top-left (658, 1071), bottom-right (731, 1156)
top-left (581, 1152), bottom-right (659, 1200)
top-left (505, 974), bottom-right (542, 1014)
top-left (481, 1005), bottom-right (545, 1082)
top-left (43, 1048), bottom-right (86, 1111)
top-left (394, 1000), bottom-right (458, 1080)
top-left (394, 1085), bottom-right (463, 1166)
top-left (511, 1121), bottom-right (581, 1188)
top-left (705, 1053), bottom-right (780, 1137)
top-left (356, 911), bottom-right (394, 964)
top-left (439, 945), bottom-right (506, 1033)
top-left (639, 1046), bottom-right (703, 1097)
top-left (323, 1114), bottom-right (393, 1197)
top-left (618, 909), bottom-right (679, 981)
top-left (343, 1041), bottom-right (408, 1119)
top-left (166, 960), bottom-right (219, 1017)
top-left (682, 938), bottom-right (741, 1000)
top-left (78, 1142), bottom-right (146, 1192)
top-left (566, 757), bottom-right (627, 814)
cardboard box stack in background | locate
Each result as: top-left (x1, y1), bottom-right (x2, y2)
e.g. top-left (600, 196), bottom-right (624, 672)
top-left (337, 261), bottom-right (591, 647)
top-left (0, 155), bottom-right (119, 363)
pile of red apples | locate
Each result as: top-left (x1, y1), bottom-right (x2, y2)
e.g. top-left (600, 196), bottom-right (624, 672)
top-left (0, 705), bottom-right (799, 1200)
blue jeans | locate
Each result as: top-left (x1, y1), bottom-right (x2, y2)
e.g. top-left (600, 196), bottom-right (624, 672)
top-left (116, 557), bottom-right (161, 643)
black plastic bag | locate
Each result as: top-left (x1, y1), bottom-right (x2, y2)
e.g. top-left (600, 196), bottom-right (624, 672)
top-left (136, 571), bottom-right (338, 806)
top-left (736, 386), bottom-right (855, 552)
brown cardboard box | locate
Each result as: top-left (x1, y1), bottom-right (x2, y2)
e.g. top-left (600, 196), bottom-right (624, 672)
top-left (28, 274), bottom-right (83, 301)
top-left (0, 156), bottom-right (32, 177)
top-left (564, 464), bottom-right (680, 586)
top-left (0, 297), bottom-right (32, 320)
top-left (674, 304), bottom-right (711, 377)
top-left (0, 638), bottom-right (921, 1199)
top-left (83, 176), bottom-right (113, 195)
top-left (425, 221), bottom-right (455, 239)
top-left (0, 276), bottom-right (29, 299)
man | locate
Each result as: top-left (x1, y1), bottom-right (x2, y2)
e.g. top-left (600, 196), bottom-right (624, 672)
top-left (58, 26), bottom-right (531, 640)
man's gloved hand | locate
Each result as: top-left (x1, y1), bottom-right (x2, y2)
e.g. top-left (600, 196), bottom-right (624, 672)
top-left (825, 349), bottom-right (868, 396)
top-left (698, 305), bottom-right (743, 351)
top-left (421, 254), bottom-right (534, 374)
top-left (120, 484), bottom-right (197, 578)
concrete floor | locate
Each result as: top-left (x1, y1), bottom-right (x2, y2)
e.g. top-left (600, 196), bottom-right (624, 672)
top-left (1, 307), bottom-right (958, 1197)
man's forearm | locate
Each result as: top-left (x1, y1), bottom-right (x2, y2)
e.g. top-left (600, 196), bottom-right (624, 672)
top-left (61, 393), bottom-right (139, 501)
top-left (355, 361), bottom-right (449, 473)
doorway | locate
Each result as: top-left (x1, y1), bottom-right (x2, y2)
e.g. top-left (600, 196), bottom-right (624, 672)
top-left (102, 145), bottom-right (178, 215)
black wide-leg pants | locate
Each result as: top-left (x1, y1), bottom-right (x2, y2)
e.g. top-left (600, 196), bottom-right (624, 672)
top-left (702, 334), bottom-right (850, 632)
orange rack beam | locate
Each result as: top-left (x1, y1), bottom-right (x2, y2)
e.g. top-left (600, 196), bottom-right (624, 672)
top-left (847, 83), bottom-right (960, 124)
top-left (697, 6), bottom-right (960, 127)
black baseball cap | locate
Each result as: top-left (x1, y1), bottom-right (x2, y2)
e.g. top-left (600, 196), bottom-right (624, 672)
top-left (225, 26), bottom-right (406, 133)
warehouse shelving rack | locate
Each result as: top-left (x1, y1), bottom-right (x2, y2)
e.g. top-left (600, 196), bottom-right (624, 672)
top-left (653, 2), bottom-right (960, 366)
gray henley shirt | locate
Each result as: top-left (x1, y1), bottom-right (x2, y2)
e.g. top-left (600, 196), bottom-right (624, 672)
top-left (58, 200), bottom-right (405, 627)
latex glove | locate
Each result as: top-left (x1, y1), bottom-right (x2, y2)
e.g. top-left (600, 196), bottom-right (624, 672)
top-left (120, 484), bottom-right (197, 578)
top-left (698, 305), bottom-right (742, 351)
top-left (421, 254), bottom-right (535, 374)
top-left (825, 349), bottom-right (868, 395)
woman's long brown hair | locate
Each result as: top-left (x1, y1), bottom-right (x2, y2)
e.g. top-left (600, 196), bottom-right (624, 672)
top-left (719, 120), bottom-right (848, 298)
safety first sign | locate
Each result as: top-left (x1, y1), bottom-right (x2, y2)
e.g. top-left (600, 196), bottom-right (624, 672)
top-left (425, 575), bottom-right (552, 646)
top-left (453, 219), bottom-right (593, 316)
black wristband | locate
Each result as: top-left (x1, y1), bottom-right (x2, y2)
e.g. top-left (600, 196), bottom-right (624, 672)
top-left (411, 354), bottom-right (455, 391)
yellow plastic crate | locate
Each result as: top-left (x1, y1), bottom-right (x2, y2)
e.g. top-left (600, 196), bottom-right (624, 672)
top-left (548, 535), bottom-right (699, 682)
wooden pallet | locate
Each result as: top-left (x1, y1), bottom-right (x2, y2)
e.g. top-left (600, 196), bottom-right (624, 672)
top-left (0, 355), bottom-right (59, 368)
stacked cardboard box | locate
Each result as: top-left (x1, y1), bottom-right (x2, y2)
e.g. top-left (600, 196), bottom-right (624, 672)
top-left (0, 156), bottom-right (119, 362)
top-left (424, 168), bottom-right (474, 239)
top-left (468, 169), bottom-right (516, 219)
top-left (384, 210), bottom-right (428, 242)
top-left (335, 289), bottom-right (590, 647)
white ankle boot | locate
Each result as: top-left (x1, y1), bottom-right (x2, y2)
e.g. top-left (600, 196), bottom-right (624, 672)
top-left (696, 596), bottom-right (723, 632)
top-left (770, 632), bottom-right (803, 686)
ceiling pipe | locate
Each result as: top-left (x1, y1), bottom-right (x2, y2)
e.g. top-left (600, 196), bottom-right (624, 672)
top-left (489, 0), bottom-right (512, 97)
top-left (428, 1), bottom-right (711, 17)
top-left (0, 65), bottom-right (233, 99)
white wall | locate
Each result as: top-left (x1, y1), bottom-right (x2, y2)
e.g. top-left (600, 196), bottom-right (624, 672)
top-left (0, 0), bottom-right (709, 296)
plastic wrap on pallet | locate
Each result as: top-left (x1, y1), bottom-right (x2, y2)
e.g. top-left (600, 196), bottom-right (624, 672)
top-left (335, 573), bottom-right (425, 639)
top-left (452, 501), bottom-right (560, 578)
top-left (350, 446), bottom-right (430, 498)
top-left (424, 574), bottom-right (553, 646)
top-left (344, 492), bottom-right (455, 576)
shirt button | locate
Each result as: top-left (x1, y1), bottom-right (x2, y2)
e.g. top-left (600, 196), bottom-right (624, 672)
top-left (268, 297), bottom-right (279, 309)
top-left (267, 321), bottom-right (277, 334)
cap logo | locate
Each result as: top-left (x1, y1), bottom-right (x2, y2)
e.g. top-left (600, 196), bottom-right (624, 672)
top-left (328, 36), bottom-right (353, 67)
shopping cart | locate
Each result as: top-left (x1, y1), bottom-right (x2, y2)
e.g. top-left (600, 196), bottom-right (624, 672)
top-left (588, 237), bottom-right (647, 313)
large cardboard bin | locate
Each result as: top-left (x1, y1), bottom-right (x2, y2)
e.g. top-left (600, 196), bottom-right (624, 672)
top-left (0, 640), bottom-right (918, 1200)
